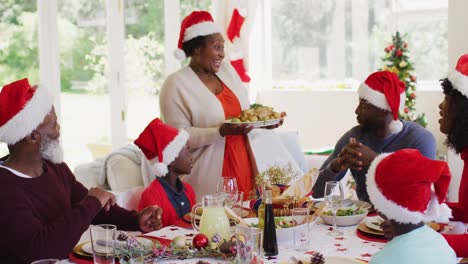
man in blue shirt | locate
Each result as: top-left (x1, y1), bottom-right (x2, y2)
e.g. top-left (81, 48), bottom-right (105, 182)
top-left (312, 71), bottom-right (436, 202)
top-left (366, 149), bottom-right (456, 264)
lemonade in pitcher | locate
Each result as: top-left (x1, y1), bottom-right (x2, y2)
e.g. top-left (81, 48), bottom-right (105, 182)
top-left (199, 206), bottom-right (230, 240)
top-left (192, 193), bottom-right (231, 240)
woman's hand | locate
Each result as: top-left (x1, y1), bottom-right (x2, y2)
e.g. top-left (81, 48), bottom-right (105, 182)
top-left (263, 119), bottom-right (284, 129)
top-left (219, 123), bottom-right (254, 137)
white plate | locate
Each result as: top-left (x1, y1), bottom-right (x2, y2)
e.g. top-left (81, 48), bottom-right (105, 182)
top-left (82, 237), bottom-right (153, 255)
top-left (224, 117), bottom-right (283, 128)
top-left (365, 216), bottom-right (384, 232)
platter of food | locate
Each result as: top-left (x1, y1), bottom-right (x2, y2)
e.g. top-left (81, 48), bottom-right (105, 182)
top-left (224, 104), bottom-right (286, 128)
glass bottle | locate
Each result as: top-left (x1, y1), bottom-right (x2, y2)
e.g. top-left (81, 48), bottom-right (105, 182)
top-left (257, 180), bottom-right (270, 230)
top-left (263, 186), bottom-right (278, 256)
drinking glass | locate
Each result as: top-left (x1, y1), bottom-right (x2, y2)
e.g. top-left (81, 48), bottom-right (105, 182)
top-left (292, 207), bottom-right (310, 250)
top-left (31, 260), bottom-right (59, 264)
top-left (235, 226), bottom-right (263, 263)
top-left (217, 176), bottom-right (238, 207)
top-left (231, 191), bottom-right (244, 217)
top-left (217, 176), bottom-right (238, 194)
top-left (324, 181), bottom-right (344, 236)
top-left (90, 224), bottom-right (116, 264)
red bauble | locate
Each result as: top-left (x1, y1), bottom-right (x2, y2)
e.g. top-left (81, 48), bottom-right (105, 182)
top-left (410, 75), bottom-right (417, 82)
top-left (404, 107), bottom-right (409, 113)
top-left (192, 233), bottom-right (209, 249)
top-left (403, 42), bottom-right (408, 48)
top-left (410, 93), bottom-right (416, 99)
top-left (396, 50), bottom-right (403, 57)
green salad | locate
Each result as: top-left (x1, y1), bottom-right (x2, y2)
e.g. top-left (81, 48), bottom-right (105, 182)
top-left (251, 217), bottom-right (296, 229)
top-left (323, 208), bottom-right (365, 216)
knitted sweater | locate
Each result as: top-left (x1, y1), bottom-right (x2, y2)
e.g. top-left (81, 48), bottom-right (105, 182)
top-left (159, 62), bottom-right (249, 201)
top-left (0, 159), bottom-right (139, 264)
top-left (312, 121), bottom-right (436, 201)
top-left (443, 148), bottom-right (468, 257)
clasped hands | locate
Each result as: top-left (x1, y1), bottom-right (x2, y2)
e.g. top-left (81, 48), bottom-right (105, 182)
top-left (330, 137), bottom-right (378, 172)
top-left (88, 187), bottom-right (163, 232)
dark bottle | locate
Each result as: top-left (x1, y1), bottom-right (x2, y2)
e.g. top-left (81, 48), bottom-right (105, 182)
top-left (263, 187), bottom-right (278, 256)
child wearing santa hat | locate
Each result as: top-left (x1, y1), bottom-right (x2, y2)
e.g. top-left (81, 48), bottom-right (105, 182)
top-left (366, 149), bottom-right (456, 264)
top-left (135, 118), bottom-right (196, 227)
top-left (439, 53), bottom-right (468, 257)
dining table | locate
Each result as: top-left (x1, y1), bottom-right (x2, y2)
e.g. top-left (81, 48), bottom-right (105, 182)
top-left (66, 214), bottom-right (387, 264)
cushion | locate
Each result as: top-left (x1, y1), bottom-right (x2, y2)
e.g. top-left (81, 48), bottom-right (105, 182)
top-left (106, 154), bottom-right (144, 192)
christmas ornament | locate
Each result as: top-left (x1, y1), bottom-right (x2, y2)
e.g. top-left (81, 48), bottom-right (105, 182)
top-left (192, 233), bottom-right (209, 249)
top-left (171, 235), bottom-right (186, 249)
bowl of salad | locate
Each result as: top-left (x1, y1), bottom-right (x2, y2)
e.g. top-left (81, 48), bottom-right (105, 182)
top-left (320, 208), bottom-right (368, 226)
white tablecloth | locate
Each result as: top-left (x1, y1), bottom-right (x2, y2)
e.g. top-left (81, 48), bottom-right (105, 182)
top-left (143, 218), bottom-right (384, 263)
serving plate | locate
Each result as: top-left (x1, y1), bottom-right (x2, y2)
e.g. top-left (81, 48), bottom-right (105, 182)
top-left (224, 117), bottom-right (283, 128)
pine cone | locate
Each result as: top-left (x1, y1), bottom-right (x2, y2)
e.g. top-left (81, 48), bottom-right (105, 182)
top-left (310, 252), bottom-right (325, 264)
top-left (219, 240), bottom-right (236, 254)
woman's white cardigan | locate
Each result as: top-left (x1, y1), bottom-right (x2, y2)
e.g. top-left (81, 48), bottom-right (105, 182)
top-left (159, 62), bottom-right (250, 201)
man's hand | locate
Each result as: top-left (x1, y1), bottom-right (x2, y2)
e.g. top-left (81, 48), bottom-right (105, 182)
top-left (138, 206), bottom-right (163, 233)
top-left (353, 143), bottom-right (378, 167)
top-left (331, 138), bottom-right (364, 172)
top-left (331, 138), bottom-right (378, 172)
top-left (88, 187), bottom-right (116, 211)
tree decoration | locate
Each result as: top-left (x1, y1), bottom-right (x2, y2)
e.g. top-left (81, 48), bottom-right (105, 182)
top-left (380, 31), bottom-right (427, 127)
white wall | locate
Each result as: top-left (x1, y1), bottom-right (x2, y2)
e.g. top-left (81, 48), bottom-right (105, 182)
top-left (257, 89), bottom-right (444, 152)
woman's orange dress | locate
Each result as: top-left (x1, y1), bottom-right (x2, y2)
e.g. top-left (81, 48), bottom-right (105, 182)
top-left (216, 82), bottom-right (253, 195)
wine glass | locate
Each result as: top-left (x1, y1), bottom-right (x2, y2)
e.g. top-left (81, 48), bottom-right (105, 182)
top-left (217, 177), bottom-right (238, 207)
top-left (324, 181), bottom-right (344, 236)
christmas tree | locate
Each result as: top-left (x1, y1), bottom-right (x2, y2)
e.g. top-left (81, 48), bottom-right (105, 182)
top-left (380, 31), bottom-right (427, 127)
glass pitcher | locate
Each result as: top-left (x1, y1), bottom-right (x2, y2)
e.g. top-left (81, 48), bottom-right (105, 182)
top-left (191, 193), bottom-right (231, 240)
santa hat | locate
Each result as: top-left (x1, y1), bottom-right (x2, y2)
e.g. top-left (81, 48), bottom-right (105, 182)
top-left (174, 10), bottom-right (220, 60)
top-left (0, 78), bottom-right (53, 144)
top-left (366, 149), bottom-right (452, 224)
top-left (358, 71), bottom-right (406, 133)
top-left (448, 54), bottom-right (468, 98)
top-left (134, 118), bottom-right (189, 177)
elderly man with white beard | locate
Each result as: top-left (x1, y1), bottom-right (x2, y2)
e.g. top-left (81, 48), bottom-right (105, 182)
top-left (0, 79), bottom-right (163, 264)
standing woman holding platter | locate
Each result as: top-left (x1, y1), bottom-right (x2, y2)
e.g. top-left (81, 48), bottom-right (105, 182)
top-left (159, 11), bottom-right (256, 200)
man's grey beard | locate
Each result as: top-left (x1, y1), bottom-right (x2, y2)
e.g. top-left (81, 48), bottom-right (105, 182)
top-left (40, 137), bottom-right (64, 164)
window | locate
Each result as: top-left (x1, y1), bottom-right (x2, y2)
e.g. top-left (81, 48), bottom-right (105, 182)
top-left (0, 1), bottom-right (38, 85)
top-left (269, 0), bottom-right (447, 90)
top-left (58, 0), bottom-right (110, 167)
top-left (125, 0), bottom-right (211, 141)
top-left (0, 1), bottom-right (38, 158)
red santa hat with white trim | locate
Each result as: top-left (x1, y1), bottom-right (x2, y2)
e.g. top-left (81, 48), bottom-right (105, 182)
top-left (366, 149), bottom-right (452, 224)
top-left (134, 118), bottom-right (189, 177)
top-left (448, 54), bottom-right (468, 98)
top-left (0, 78), bottom-right (53, 144)
top-left (174, 10), bottom-right (221, 60)
top-left (358, 71), bottom-right (406, 133)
